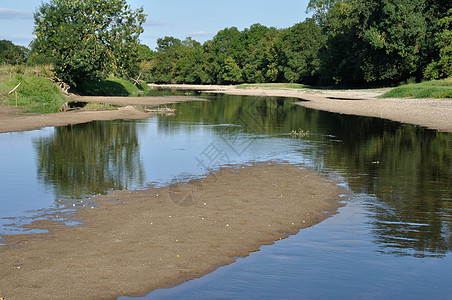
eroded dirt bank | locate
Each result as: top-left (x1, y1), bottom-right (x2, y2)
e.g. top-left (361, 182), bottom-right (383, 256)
top-left (0, 162), bottom-right (347, 300)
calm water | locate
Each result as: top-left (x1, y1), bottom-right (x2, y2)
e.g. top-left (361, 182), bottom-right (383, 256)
top-left (1, 92), bottom-right (452, 299)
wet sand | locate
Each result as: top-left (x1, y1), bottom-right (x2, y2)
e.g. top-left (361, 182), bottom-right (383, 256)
top-left (0, 162), bottom-right (347, 299)
top-left (150, 84), bottom-right (452, 133)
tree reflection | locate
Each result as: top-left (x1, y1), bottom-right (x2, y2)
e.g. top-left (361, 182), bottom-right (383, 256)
top-left (161, 94), bottom-right (452, 257)
top-left (34, 121), bottom-right (145, 203)
top-left (326, 126), bottom-right (452, 257)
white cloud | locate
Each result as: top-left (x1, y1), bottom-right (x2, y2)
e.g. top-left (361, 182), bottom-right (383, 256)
top-left (144, 19), bottom-right (167, 27)
top-left (0, 7), bottom-right (33, 19)
top-left (189, 30), bottom-right (216, 37)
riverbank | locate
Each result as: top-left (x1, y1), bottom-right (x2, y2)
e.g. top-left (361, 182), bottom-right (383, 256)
top-left (0, 162), bottom-right (347, 299)
top-left (150, 84), bottom-right (452, 133)
top-left (1, 84), bottom-right (451, 134)
top-left (0, 96), bottom-right (203, 134)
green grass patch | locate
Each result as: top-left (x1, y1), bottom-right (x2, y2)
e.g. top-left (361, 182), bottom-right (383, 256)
top-left (382, 78), bottom-right (452, 98)
top-left (236, 83), bottom-right (310, 89)
top-left (0, 72), bottom-right (66, 113)
top-left (78, 77), bottom-right (142, 96)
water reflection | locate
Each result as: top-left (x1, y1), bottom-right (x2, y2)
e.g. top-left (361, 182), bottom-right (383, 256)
top-left (34, 121), bottom-right (145, 203)
top-left (162, 94), bottom-right (452, 257)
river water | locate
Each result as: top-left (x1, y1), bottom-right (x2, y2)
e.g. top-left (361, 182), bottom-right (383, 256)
top-left (1, 92), bottom-right (451, 299)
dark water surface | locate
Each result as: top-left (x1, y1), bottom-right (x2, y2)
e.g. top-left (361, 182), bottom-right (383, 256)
top-left (1, 92), bottom-right (451, 298)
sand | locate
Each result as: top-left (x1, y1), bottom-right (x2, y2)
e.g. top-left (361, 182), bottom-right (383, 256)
top-left (0, 162), bottom-right (347, 299)
top-left (0, 96), bottom-right (205, 134)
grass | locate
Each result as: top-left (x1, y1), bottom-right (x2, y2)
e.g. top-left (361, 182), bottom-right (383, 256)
top-left (236, 83), bottom-right (310, 89)
top-left (381, 78), bottom-right (452, 98)
top-left (0, 64), bottom-right (150, 113)
top-left (0, 65), bottom-right (66, 113)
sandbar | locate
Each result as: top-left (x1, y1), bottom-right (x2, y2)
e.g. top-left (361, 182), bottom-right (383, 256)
top-left (0, 162), bottom-right (347, 299)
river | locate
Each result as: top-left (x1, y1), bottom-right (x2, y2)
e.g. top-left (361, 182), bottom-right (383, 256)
top-left (1, 92), bottom-right (451, 299)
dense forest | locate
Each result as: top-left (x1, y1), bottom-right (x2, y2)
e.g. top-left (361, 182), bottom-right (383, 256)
top-left (147, 0), bottom-right (452, 86)
top-left (1, 0), bottom-right (452, 88)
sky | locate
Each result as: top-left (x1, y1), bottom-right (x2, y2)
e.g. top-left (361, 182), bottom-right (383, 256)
top-left (0, 0), bottom-right (310, 50)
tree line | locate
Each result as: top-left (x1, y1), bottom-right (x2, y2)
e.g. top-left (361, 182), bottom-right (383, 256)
top-left (0, 40), bottom-right (29, 65)
top-left (147, 0), bottom-right (452, 86)
top-left (2, 0), bottom-right (451, 88)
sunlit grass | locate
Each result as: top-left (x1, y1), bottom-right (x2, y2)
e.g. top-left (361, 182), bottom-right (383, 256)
top-left (382, 78), bottom-right (452, 98)
top-left (236, 83), bottom-right (310, 89)
top-left (0, 65), bottom-right (66, 113)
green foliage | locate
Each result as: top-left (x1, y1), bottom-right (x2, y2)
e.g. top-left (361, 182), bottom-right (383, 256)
top-left (221, 57), bottom-right (243, 83)
top-left (275, 19), bottom-right (325, 84)
top-left (147, 22), bottom-right (324, 85)
top-left (318, 0), bottom-right (429, 85)
top-left (143, 0), bottom-right (452, 87)
top-left (32, 0), bottom-right (146, 87)
top-left (0, 40), bottom-right (29, 65)
top-left (424, 9), bottom-right (452, 80)
top-left (381, 78), bottom-right (452, 98)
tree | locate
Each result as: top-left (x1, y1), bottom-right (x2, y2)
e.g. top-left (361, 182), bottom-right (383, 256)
top-left (150, 36), bottom-right (182, 83)
top-left (0, 40), bottom-right (28, 65)
top-left (203, 27), bottom-right (244, 84)
top-left (133, 44), bottom-right (155, 84)
top-left (221, 56), bottom-right (243, 83)
top-left (33, 0), bottom-right (146, 86)
top-left (319, 0), bottom-right (429, 85)
top-left (241, 24), bottom-right (279, 83)
top-left (424, 9), bottom-right (452, 79)
top-left (275, 19), bottom-right (325, 84)
top-left (360, 0), bottom-right (428, 83)
top-left (307, 0), bottom-right (340, 26)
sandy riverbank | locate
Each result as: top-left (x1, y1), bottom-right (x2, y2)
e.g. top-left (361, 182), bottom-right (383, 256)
top-left (1, 84), bottom-right (450, 134)
top-left (150, 84), bottom-right (452, 133)
top-left (0, 96), bottom-right (204, 134)
top-left (0, 162), bottom-right (347, 299)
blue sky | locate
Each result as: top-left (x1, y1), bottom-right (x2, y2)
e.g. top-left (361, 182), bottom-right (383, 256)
top-left (0, 0), bottom-right (310, 50)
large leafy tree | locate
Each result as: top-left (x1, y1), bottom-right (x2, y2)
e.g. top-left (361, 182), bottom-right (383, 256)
top-left (33, 0), bottom-right (146, 86)
top-left (424, 9), bottom-right (452, 79)
top-left (319, 0), bottom-right (428, 85)
top-left (275, 19), bottom-right (325, 84)
top-left (241, 24), bottom-right (279, 83)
